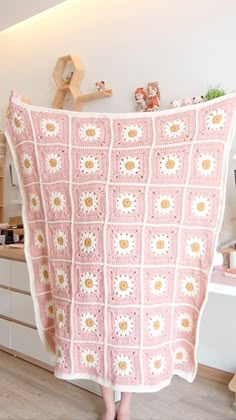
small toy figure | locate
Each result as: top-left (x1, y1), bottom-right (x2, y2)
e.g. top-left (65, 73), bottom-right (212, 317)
top-left (146, 82), bottom-right (160, 111)
top-left (205, 88), bottom-right (226, 101)
top-left (170, 99), bottom-right (183, 108)
top-left (63, 72), bottom-right (73, 85)
top-left (183, 97), bottom-right (193, 106)
top-left (135, 87), bottom-right (147, 112)
top-left (95, 81), bottom-right (106, 91)
top-left (192, 95), bottom-right (205, 104)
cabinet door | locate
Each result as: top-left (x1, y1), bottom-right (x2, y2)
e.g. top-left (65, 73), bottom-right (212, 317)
top-left (0, 288), bottom-right (11, 317)
top-left (11, 261), bottom-right (30, 292)
top-left (0, 318), bottom-right (11, 347)
top-left (0, 259), bottom-right (11, 287)
top-left (11, 291), bottom-right (36, 325)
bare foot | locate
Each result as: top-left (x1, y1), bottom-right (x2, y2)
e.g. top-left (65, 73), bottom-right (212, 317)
top-left (101, 409), bottom-right (116, 420)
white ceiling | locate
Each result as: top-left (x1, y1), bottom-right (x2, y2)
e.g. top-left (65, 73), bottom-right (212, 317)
top-left (0, 0), bottom-right (68, 31)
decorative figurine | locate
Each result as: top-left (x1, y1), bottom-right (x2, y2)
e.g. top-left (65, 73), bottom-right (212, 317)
top-left (135, 87), bottom-right (147, 112)
top-left (170, 99), bottom-right (183, 108)
top-left (146, 82), bottom-right (160, 111)
top-left (95, 81), bottom-right (106, 91)
top-left (192, 95), bottom-right (205, 104)
top-left (63, 71), bottom-right (73, 85)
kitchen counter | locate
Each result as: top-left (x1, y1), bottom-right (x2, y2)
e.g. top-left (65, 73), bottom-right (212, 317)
top-left (0, 246), bottom-right (25, 262)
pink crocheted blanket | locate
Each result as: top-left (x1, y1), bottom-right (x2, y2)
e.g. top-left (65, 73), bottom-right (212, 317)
top-left (6, 92), bottom-right (236, 392)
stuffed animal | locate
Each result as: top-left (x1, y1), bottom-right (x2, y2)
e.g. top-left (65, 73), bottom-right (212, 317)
top-left (170, 99), bottom-right (183, 108)
top-left (192, 95), bottom-right (205, 104)
top-left (183, 97), bottom-right (193, 106)
top-left (95, 81), bottom-right (106, 91)
top-left (205, 88), bottom-right (226, 101)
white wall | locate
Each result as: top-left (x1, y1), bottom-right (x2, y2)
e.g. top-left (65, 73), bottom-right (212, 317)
top-left (0, 0), bottom-right (236, 372)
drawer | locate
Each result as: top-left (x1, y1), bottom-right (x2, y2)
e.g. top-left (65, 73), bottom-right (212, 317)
top-left (11, 322), bottom-right (53, 365)
top-left (11, 291), bottom-right (36, 325)
top-left (0, 288), bottom-right (11, 317)
top-left (0, 318), bottom-right (11, 347)
top-left (0, 258), bottom-right (11, 287)
top-left (12, 261), bottom-right (30, 292)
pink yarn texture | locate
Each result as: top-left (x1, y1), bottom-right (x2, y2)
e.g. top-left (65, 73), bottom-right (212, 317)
top-left (5, 92), bottom-right (236, 392)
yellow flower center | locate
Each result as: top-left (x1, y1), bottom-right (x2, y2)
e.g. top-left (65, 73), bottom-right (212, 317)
top-left (118, 361), bottom-right (127, 371)
top-left (48, 305), bottom-right (53, 315)
top-left (161, 199), bottom-right (170, 209)
top-left (186, 282), bottom-right (193, 291)
top-left (14, 117), bottom-right (21, 128)
top-left (58, 275), bottom-right (64, 284)
top-left (202, 159), bottom-right (210, 170)
top-left (182, 318), bottom-right (189, 328)
top-left (58, 313), bottom-right (64, 322)
top-left (86, 128), bottom-right (96, 137)
top-left (128, 129), bottom-right (137, 137)
top-left (84, 238), bottom-right (92, 248)
top-left (166, 159), bottom-right (175, 169)
top-left (85, 197), bottom-right (93, 207)
top-left (50, 158), bottom-right (57, 168)
top-left (46, 123), bottom-right (55, 132)
top-left (43, 270), bottom-right (49, 280)
top-left (125, 161), bottom-right (135, 170)
top-left (120, 281), bottom-right (128, 291)
top-left (24, 159), bottom-right (31, 169)
top-left (122, 198), bottom-right (131, 208)
top-left (154, 359), bottom-right (161, 369)
top-left (212, 115), bottom-right (222, 124)
top-left (119, 239), bottom-right (129, 249)
top-left (38, 234), bottom-right (44, 243)
top-left (86, 354), bottom-right (94, 363)
top-left (153, 320), bottom-right (160, 330)
top-left (85, 278), bottom-right (93, 288)
top-left (85, 160), bottom-right (94, 169)
top-left (176, 352), bottom-right (183, 360)
top-left (57, 349), bottom-right (62, 359)
top-left (197, 202), bottom-right (205, 212)
top-left (154, 280), bottom-right (162, 290)
top-left (156, 240), bottom-right (165, 250)
top-left (170, 124), bottom-right (180, 133)
top-left (32, 198), bottom-right (37, 207)
top-left (86, 318), bottom-right (94, 327)
top-left (58, 236), bottom-right (64, 246)
top-left (119, 321), bottom-right (128, 330)
top-left (54, 197), bottom-right (61, 206)
top-left (191, 242), bottom-right (200, 253)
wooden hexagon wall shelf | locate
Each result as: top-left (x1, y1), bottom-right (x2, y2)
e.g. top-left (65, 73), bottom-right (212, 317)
top-left (52, 54), bottom-right (112, 111)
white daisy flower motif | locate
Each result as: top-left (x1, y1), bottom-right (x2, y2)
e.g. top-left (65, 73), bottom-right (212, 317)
top-left (164, 119), bottom-right (186, 138)
top-left (114, 274), bottom-right (134, 298)
top-left (155, 194), bottom-right (175, 215)
top-left (29, 193), bottom-right (40, 212)
top-left (186, 236), bottom-right (205, 259)
top-left (121, 125), bottom-right (143, 143)
top-left (175, 347), bottom-right (189, 364)
top-left (34, 230), bottom-right (45, 249)
top-left (159, 153), bottom-right (181, 175)
top-left (116, 193), bottom-right (137, 214)
top-left (80, 155), bottom-right (99, 174)
top-left (149, 354), bottom-right (167, 376)
top-left (114, 233), bottom-right (135, 255)
top-left (81, 349), bottom-right (99, 368)
top-left (49, 192), bottom-right (66, 212)
top-left (80, 312), bottom-right (98, 333)
top-left (21, 153), bottom-right (33, 175)
top-left (148, 314), bottom-right (165, 337)
top-left (45, 300), bottom-right (54, 318)
top-left (113, 354), bottom-right (133, 377)
top-left (80, 232), bottom-right (96, 254)
top-left (119, 156), bottom-right (141, 176)
top-left (191, 195), bottom-right (211, 218)
top-left (39, 264), bottom-right (49, 284)
top-left (40, 118), bottom-right (60, 137)
top-left (79, 123), bottom-right (101, 142)
top-left (53, 230), bottom-right (68, 251)
top-left (45, 153), bottom-right (62, 174)
top-left (177, 313), bottom-right (193, 333)
top-left (196, 152), bottom-right (216, 177)
top-left (114, 315), bottom-right (134, 337)
top-left (56, 345), bottom-right (65, 364)
top-left (206, 109), bottom-right (226, 131)
top-left (11, 112), bottom-right (26, 134)
top-left (55, 269), bottom-right (68, 289)
top-left (150, 275), bottom-right (168, 296)
top-left (80, 191), bottom-right (98, 213)
top-left (181, 276), bottom-right (199, 297)
top-left (56, 307), bottom-right (66, 328)
top-left (151, 234), bottom-right (170, 256)
top-left (80, 272), bottom-right (98, 294)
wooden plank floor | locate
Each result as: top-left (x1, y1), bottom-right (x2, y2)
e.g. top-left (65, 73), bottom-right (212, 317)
top-left (0, 350), bottom-right (235, 420)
